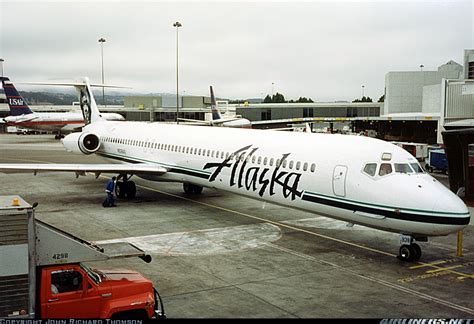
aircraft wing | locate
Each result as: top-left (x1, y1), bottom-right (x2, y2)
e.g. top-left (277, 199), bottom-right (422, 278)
top-left (0, 163), bottom-right (167, 177)
top-left (209, 117), bottom-right (244, 125)
top-left (177, 118), bottom-right (212, 125)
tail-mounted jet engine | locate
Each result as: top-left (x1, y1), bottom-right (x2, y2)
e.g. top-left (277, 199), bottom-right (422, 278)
top-left (62, 132), bottom-right (101, 154)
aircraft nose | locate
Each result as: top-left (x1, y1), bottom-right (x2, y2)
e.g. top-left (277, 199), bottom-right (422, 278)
top-left (431, 185), bottom-right (470, 227)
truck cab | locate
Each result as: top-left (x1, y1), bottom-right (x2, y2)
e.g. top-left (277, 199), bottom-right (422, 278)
top-left (39, 263), bottom-right (159, 319)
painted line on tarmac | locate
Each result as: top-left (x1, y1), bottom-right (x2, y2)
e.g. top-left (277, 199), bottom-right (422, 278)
top-left (409, 260), bottom-right (448, 269)
top-left (95, 223), bottom-right (282, 256)
top-left (136, 183), bottom-right (474, 279)
top-left (135, 183), bottom-right (396, 258)
top-left (264, 242), bottom-right (474, 316)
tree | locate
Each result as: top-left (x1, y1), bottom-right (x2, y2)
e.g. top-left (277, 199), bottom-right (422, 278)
top-left (296, 97), bottom-right (314, 103)
top-left (263, 95), bottom-right (272, 103)
top-left (272, 92), bottom-right (286, 103)
top-left (378, 94), bottom-right (385, 102)
top-left (352, 96), bottom-right (373, 103)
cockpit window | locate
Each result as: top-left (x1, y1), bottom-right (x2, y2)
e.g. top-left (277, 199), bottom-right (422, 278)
top-left (379, 163), bottom-right (392, 176)
top-left (394, 163), bottom-right (413, 174)
top-left (363, 163), bottom-right (377, 177)
top-left (410, 163), bottom-right (424, 173)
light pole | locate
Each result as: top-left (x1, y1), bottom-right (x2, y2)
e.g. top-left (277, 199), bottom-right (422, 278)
top-left (98, 37), bottom-right (106, 107)
top-left (420, 64), bottom-right (424, 72)
top-left (173, 21), bottom-right (182, 124)
top-left (0, 58), bottom-right (4, 77)
top-left (362, 85), bottom-right (365, 98)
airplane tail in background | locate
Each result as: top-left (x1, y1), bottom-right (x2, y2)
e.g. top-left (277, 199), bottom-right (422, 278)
top-left (19, 77), bottom-right (128, 125)
top-left (210, 86), bottom-right (222, 121)
top-left (1, 77), bottom-right (34, 116)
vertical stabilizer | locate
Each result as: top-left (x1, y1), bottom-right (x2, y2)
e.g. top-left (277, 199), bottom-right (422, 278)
top-left (1, 77), bottom-right (34, 116)
top-left (76, 77), bottom-right (103, 125)
top-left (210, 86), bottom-right (222, 121)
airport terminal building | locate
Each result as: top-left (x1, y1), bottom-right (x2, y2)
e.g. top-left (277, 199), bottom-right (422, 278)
top-left (1, 49), bottom-right (473, 145)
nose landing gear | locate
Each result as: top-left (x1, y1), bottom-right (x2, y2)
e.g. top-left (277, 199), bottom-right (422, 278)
top-left (397, 235), bottom-right (426, 262)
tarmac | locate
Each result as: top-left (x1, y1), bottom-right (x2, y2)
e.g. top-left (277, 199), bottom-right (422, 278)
top-left (0, 133), bottom-right (473, 319)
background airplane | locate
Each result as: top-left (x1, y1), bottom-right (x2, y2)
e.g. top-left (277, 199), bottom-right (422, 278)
top-left (178, 86), bottom-right (252, 128)
top-left (1, 77), bottom-right (125, 138)
top-left (0, 77), bottom-right (469, 263)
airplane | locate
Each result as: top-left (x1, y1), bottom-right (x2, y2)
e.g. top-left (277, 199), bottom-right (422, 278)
top-left (178, 86), bottom-right (252, 128)
top-left (0, 77), bottom-right (469, 262)
top-left (0, 77), bottom-right (125, 138)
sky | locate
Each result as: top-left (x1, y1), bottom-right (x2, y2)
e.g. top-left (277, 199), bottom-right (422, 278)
top-left (0, 0), bottom-right (473, 102)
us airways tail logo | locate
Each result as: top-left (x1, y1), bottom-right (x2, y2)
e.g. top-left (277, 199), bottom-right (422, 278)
top-left (9, 98), bottom-right (24, 106)
top-left (204, 145), bottom-right (303, 200)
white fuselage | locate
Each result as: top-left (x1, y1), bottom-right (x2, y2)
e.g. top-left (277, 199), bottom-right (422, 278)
top-left (79, 120), bottom-right (470, 237)
top-left (5, 111), bottom-right (124, 132)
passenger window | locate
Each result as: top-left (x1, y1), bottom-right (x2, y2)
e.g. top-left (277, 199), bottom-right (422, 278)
top-left (282, 160), bottom-right (287, 168)
top-left (252, 156), bottom-right (256, 164)
top-left (269, 158), bottom-right (274, 166)
top-left (303, 162), bottom-right (308, 171)
top-left (296, 161), bottom-right (301, 170)
top-left (257, 156), bottom-right (262, 165)
top-left (289, 161), bottom-right (294, 169)
top-left (395, 163), bottom-right (413, 174)
top-left (379, 163), bottom-right (393, 176)
top-left (263, 157), bottom-right (268, 165)
top-left (310, 163), bottom-right (316, 172)
top-left (51, 270), bottom-right (83, 294)
top-left (221, 152), bottom-right (225, 159)
top-left (363, 163), bottom-right (377, 177)
top-left (276, 159), bottom-right (281, 167)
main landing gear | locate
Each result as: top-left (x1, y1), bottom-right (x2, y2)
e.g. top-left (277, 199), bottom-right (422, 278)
top-left (183, 183), bottom-right (203, 195)
top-left (397, 234), bottom-right (426, 262)
top-left (115, 175), bottom-right (136, 199)
top-left (54, 132), bottom-right (65, 140)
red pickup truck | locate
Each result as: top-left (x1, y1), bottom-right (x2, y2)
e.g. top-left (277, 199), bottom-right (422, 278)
top-left (38, 263), bottom-right (164, 319)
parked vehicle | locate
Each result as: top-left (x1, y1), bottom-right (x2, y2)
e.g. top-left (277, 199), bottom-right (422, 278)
top-left (426, 149), bottom-right (448, 174)
top-left (0, 195), bottom-right (165, 319)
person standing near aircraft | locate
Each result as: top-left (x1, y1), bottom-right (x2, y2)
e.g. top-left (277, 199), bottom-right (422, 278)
top-left (104, 176), bottom-right (117, 207)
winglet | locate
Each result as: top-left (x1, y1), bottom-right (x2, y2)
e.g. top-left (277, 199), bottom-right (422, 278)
top-left (1, 77), bottom-right (34, 116)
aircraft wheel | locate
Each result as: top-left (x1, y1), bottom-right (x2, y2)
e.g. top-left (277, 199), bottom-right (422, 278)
top-left (412, 243), bottom-right (422, 261)
top-left (398, 245), bottom-right (415, 262)
top-left (183, 183), bottom-right (203, 194)
top-left (125, 181), bottom-right (136, 199)
top-left (192, 185), bottom-right (203, 194)
top-left (183, 183), bottom-right (193, 194)
top-left (115, 182), bottom-right (126, 198)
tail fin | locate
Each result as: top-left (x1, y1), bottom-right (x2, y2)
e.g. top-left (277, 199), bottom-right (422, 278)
top-left (210, 86), bottom-right (222, 120)
top-left (77, 77), bottom-right (102, 125)
top-left (1, 77), bottom-right (34, 116)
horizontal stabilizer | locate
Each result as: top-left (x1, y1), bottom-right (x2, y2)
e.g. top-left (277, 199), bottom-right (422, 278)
top-left (18, 81), bottom-right (131, 89)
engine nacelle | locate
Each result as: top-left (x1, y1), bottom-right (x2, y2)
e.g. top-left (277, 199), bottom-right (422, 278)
top-left (62, 132), bottom-right (101, 155)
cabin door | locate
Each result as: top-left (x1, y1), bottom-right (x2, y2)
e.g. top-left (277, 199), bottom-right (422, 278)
top-left (332, 165), bottom-right (347, 197)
